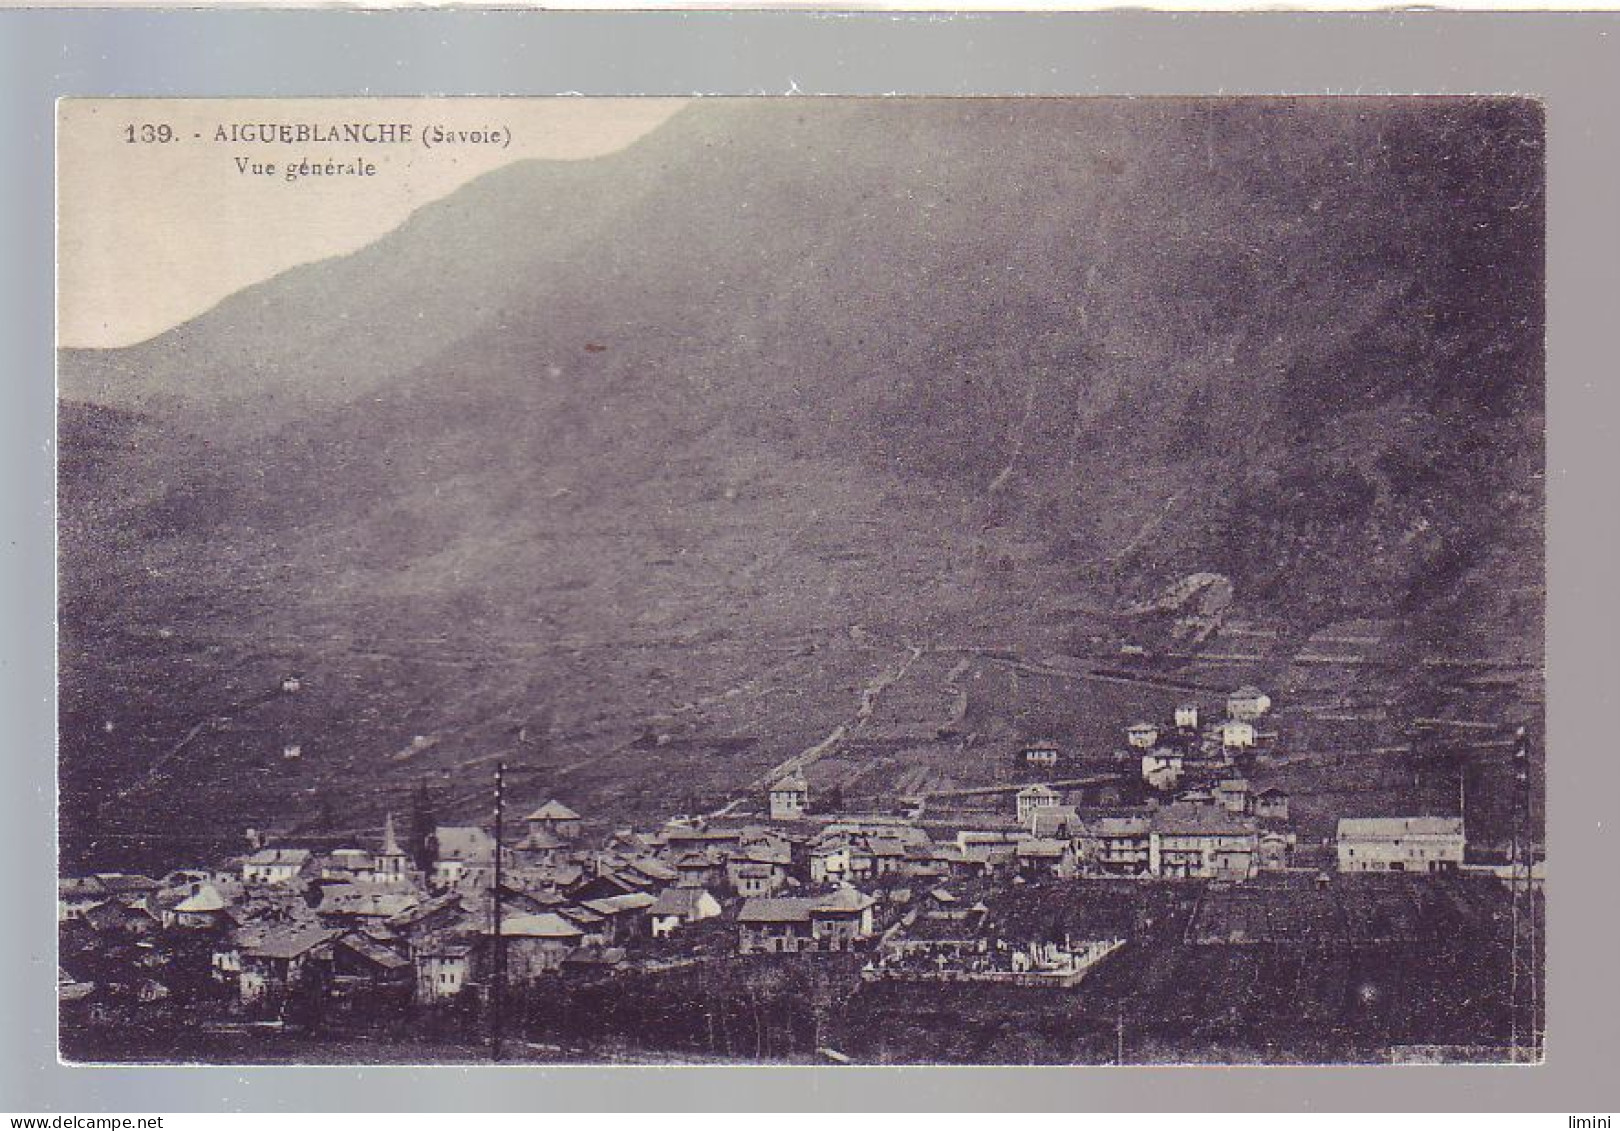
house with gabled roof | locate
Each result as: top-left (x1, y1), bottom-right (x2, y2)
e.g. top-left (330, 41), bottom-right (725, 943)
top-left (430, 825), bottom-right (499, 888)
top-left (321, 848), bottom-right (378, 882)
top-left (897, 842), bottom-right (947, 882)
top-left (568, 869), bottom-right (643, 903)
top-left (524, 800), bottom-right (582, 840)
top-left (1258, 829), bottom-right (1296, 871)
top-left (163, 882), bottom-right (233, 930)
top-left (492, 912), bottom-right (585, 978)
top-left (239, 925), bottom-right (338, 1004)
top-left (809, 842), bottom-right (871, 886)
top-left (590, 854), bottom-right (656, 890)
top-left (675, 850), bottom-right (725, 890)
top-left (555, 902), bottom-right (606, 939)
top-left (1016, 784), bottom-right (1061, 827)
top-left (1015, 837), bottom-right (1075, 879)
top-left (58, 970), bottom-right (96, 1015)
top-left (330, 931), bottom-right (413, 996)
top-left (83, 896), bottom-right (160, 937)
top-left (315, 884), bottom-right (419, 928)
top-left (736, 887), bottom-right (877, 955)
top-left (1253, 787), bottom-right (1290, 822)
top-left (385, 891), bottom-right (466, 941)
top-left (866, 837), bottom-right (909, 876)
top-left (513, 826), bottom-right (568, 866)
top-left (1018, 739), bottom-right (1062, 770)
top-left (413, 935), bottom-right (475, 1002)
top-left (768, 769), bottom-right (809, 820)
top-left (1073, 814), bottom-right (1153, 877)
top-left (1142, 748), bottom-right (1185, 792)
top-left (519, 862), bottom-right (582, 893)
top-left (660, 823), bottom-right (744, 859)
top-left (1126, 722), bottom-right (1161, 750)
top-left (59, 877), bottom-right (108, 922)
top-left (736, 897), bottom-right (815, 954)
top-left (729, 858), bottom-right (785, 897)
top-left (1226, 686), bottom-right (1272, 721)
top-left (622, 856), bottom-right (679, 890)
top-left (1213, 776), bottom-right (1252, 815)
top-left (606, 829), bottom-right (656, 856)
top-left (1147, 803), bottom-right (1260, 879)
top-left (1336, 816), bottom-right (1464, 874)
top-left (491, 881), bottom-right (563, 918)
top-left (242, 848), bottom-right (312, 887)
top-left (579, 891), bottom-right (657, 944)
top-left (1218, 718), bottom-right (1257, 752)
top-left (648, 887), bottom-right (722, 938)
top-left (1029, 805), bottom-right (1081, 840)
top-left (93, 873), bottom-right (161, 897)
top-left (807, 886), bottom-right (877, 949)
top-left (724, 840), bottom-right (790, 894)
top-left (956, 842), bottom-right (1018, 881)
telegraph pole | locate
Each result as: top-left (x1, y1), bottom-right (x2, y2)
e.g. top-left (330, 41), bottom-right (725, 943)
top-left (1508, 726), bottom-right (1539, 1062)
top-left (1508, 758), bottom-right (1520, 1060)
top-left (491, 760), bottom-right (506, 1063)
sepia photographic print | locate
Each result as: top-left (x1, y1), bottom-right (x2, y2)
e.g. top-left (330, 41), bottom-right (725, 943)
top-left (55, 96), bottom-right (1545, 1067)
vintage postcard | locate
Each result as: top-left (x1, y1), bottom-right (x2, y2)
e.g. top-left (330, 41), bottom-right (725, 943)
top-left (55, 96), bottom-right (1545, 1066)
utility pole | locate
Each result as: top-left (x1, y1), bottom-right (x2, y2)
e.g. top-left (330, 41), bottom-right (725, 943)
top-left (1508, 726), bottom-right (1538, 1062)
top-left (491, 760), bottom-right (506, 1063)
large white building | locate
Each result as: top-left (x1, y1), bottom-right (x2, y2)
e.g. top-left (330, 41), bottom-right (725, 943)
top-left (1336, 816), bottom-right (1465, 873)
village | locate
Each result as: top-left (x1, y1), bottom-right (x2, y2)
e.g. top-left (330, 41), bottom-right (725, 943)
top-left (57, 682), bottom-right (1538, 1062)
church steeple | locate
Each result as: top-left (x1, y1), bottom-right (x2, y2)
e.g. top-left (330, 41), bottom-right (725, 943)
top-left (378, 812), bottom-right (407, 876)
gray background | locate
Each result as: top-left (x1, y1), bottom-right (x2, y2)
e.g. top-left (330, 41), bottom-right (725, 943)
top-left (1, 10), bottom-right (1614, 1113)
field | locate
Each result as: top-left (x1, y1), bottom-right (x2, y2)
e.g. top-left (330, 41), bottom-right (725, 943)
top-left (842, 874), bottom-right (1539, 1065)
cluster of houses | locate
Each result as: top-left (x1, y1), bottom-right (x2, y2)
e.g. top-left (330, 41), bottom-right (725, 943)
top-left (60, 684), bottom-right (1474, 1022)
top-left (62, 800), bottom-right (909, 1018)
top-left (1003, 685), bottom-right (1468, 884)
top-left (1123, 685), bottom-right (1273, 791)
top-left (1003, 687), bottom-right (1295, 882)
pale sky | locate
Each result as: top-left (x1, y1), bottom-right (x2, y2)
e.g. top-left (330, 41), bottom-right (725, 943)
top-left (57, 98), bottom-right (690, 349)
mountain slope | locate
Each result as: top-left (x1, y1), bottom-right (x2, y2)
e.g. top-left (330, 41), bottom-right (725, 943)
top-left (57, 98), bottom-right (1544, 867)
